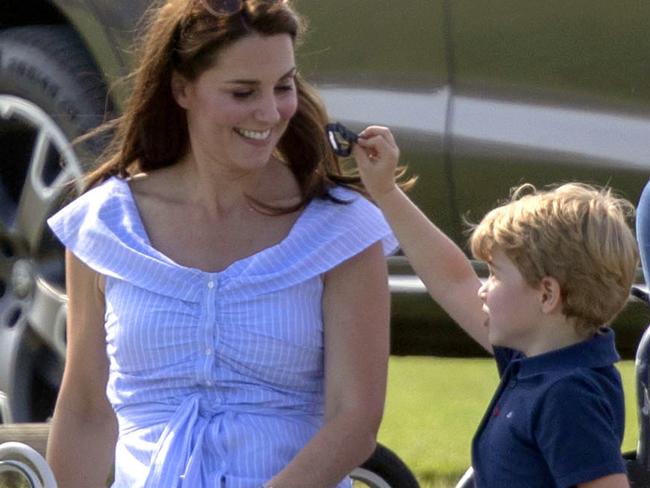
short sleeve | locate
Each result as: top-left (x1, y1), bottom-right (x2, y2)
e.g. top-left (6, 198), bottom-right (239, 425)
top-left (534, 375), bottom-right (626, 487)
top-left (322, 186), bottom-right (398, 258)
top-left (47, 177), bottom-right (204, 301)
top-left (220, 186), bottom-right (399, 297)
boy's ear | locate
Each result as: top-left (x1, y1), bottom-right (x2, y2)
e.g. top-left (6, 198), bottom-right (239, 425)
top-left (171, 71), bottom-right (191, 109)
top-left (538, 276), bottom-right (562, 314)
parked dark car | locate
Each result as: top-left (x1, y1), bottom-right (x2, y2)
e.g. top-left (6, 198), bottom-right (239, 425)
top-left (1, 0), bottom-right (650, 423)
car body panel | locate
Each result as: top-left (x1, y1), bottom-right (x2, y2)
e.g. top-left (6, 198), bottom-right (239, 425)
top-left (47, 0), bottom-right (149, 106)
top-left (449, 0), bottom-right (650, 226)
top-left (2, 0), bottom-right (650, 361)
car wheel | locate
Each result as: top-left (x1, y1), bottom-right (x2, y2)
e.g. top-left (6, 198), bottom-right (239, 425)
top-left (0, 25), bottom-right (110, 422)
top-left (350, 443), bottom-right (420, 487)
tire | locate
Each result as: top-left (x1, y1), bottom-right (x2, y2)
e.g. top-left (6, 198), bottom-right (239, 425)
top-left (0, 441), bottom-right (57, 488)
top-left (0, 25), bottom-right (111, 422)
top-left (350, 443), bottom-right (420, 488)
top-left (454, 467), bottom-right (474, 488)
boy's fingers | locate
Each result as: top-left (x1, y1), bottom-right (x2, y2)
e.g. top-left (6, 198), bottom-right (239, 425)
top-left (353, 143), bottom-right (385, 170)
top-left (359, 126), bottom-right (397, 146)
top-left (359, 136), bottom-right (398, 159)
top-left (358, 134), bottom-right (395, 150)
top-left (358, 135), bottom-right (399, 160)
top-left (352, 144), bottom-right (370, 164)
top-left (359, 125), bottom-right (390, 136)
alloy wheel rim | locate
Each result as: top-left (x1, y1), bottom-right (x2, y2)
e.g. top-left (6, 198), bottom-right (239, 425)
top-left (0, 95), bottom-right (84, 362)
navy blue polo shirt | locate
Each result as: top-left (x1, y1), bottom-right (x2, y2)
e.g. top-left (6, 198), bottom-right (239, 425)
top-left (472, 328), bottom-right (626, 487)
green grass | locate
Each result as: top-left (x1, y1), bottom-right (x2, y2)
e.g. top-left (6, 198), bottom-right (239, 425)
top-left (379, 357), bottom-right (638, 488)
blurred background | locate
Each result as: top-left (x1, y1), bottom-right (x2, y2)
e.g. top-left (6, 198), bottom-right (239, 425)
top-left (1, 1), bottom-right (650, 486)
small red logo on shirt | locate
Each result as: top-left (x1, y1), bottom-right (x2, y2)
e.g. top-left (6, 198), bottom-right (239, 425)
top-left (492, 406), bottom-right (500, 417)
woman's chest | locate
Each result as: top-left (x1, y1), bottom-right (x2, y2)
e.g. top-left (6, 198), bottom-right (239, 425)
top-left (139, 198), bottom-right (302, 273)
top-left (103, 278), bottom-right (325, 373)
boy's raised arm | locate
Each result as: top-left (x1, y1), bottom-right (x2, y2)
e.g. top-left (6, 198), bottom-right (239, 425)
top-left (353, 126), bottom-right (491, 352)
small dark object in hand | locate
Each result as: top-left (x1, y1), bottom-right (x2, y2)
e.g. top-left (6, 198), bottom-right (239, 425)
top-left (325, 122), bottom-right (358, 157)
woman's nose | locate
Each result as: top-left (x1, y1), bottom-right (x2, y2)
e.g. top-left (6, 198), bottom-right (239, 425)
top-left (254, 94), bottom-right (281, 124)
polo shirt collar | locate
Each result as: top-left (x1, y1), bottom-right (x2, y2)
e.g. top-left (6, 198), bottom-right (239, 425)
top-left (516, 327), bottom-right (619, 378)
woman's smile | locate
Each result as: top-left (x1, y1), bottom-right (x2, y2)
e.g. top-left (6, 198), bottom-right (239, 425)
top-left (233, 127), bottom-right (275, 148)
top-left (173, 33), bottom-right (298, 171)
top-left (234, 127), bottom-right (273, 141)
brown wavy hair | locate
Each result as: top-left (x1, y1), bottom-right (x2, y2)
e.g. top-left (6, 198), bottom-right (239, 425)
top-left (82, 0), bottom-right (399, 208)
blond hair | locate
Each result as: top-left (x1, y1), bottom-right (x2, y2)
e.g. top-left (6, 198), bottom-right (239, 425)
top-left (470, 183), bottom-right (639, 333)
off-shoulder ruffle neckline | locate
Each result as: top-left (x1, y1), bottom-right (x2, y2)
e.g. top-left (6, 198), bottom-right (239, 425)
top-left (111, 176), bottom-right (319, 276)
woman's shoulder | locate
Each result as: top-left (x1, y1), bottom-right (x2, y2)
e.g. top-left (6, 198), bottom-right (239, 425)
top-left (235, 185), bottom-right (397, 295)
top-left (47, 174), bottom-right (202, 298)
top-left (46, 174), bottom-right (148, 254)
top-left (292, 184), bottom-right (397, 256)
top-left (50, 176), bottom-right (130, 227)
top-left (47, 174), bottom-right (140, 246)
top-left (58, 170), bottom-right (177, 225)
top-left (312, 185), bottom-right (382, 221)
top-left (80, 174), bottom-right (127, 199)
top-left (127, 168), bottom-right (176, 197)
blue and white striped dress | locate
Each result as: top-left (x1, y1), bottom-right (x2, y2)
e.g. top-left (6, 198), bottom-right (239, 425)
top-left (48, 176), bottom-right (398, 488)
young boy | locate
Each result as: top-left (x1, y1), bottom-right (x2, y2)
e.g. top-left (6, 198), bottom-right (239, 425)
top-left (353, 126), bottom-right (637, 487)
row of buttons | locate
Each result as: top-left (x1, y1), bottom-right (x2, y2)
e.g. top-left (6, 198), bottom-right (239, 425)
top-left (204, 279), bottom-right (217, 387)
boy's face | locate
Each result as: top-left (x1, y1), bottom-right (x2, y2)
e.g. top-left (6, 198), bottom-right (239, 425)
top-left (478, 249), bottom-right (544, 354)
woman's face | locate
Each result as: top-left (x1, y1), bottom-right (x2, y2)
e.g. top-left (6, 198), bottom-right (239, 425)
top-left (173, 33), bottom-right (298, 174)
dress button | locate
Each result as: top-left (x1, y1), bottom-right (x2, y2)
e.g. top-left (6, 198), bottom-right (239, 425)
top-left (205, 347), bottom-right (213, 356)
top-left (207, 280), bottom-right (215, 289)
top-left (205, 380), bottom-right (214, 387)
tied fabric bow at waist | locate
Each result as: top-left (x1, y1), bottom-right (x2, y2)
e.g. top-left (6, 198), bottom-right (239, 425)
top-left (143, 394), bottom-right (228, 487)
top-left (133, 394), bottom-right (297, 488)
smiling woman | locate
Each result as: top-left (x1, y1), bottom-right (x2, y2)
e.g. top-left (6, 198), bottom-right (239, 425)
top-left (41, 1), bottom-right (407, 487)
top-left (170, 34), bottom-right (299, 180)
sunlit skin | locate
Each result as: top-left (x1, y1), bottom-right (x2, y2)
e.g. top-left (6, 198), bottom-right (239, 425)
top-left (478, 250), bottom-right (546, 353)
top-left (478, 249), bottom-right (594, 357)
top-left (172, 33), bottom-right (299, 181)
top-left (121, 33), bottom-right (304, 275)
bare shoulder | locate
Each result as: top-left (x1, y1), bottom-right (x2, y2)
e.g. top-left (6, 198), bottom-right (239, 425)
top-left (127, 169), bottom-right (179, 203)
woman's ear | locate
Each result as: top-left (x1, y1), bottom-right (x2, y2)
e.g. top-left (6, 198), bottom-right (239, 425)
top-left (539, 276), bottom-right (562, 314)
top-left (171, 71), bottom-right (190, 109)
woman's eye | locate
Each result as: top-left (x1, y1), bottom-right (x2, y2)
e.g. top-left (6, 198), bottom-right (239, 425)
top-left (275, 85), bottom-right (294, 93)
top-left (232, 91), bottom-right (253, 99)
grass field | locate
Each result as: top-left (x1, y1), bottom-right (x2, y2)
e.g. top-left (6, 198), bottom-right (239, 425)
top-left (378, 356), bottom-right (638, 488)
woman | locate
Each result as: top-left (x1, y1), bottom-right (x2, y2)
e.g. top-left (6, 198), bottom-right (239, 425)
top-left (45, 0), bottom-right (399, 486)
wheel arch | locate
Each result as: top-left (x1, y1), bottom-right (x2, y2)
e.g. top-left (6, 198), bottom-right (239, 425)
top-left (0, 0), bottom-right (127, 110)
top-left (0, 1), bottom-right (67, 28)
top-left (0, 7), bottom-right (120, 421)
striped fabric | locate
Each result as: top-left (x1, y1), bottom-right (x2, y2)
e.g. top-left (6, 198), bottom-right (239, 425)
top-left (48, 176), bottom-right (398, 488)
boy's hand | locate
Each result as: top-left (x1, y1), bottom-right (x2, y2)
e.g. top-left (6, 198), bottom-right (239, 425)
top-left (353, 126), bottom-right (400, 203)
